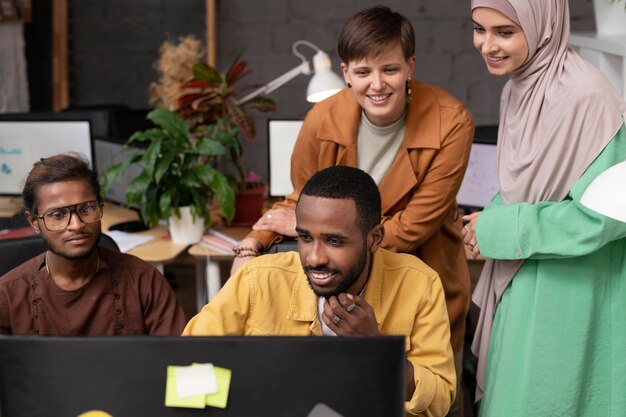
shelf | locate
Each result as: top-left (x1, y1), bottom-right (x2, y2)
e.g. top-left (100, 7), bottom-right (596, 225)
top-left (569, 32), bottom-right (626, 98)
top-left (569, 32), bottom-right (626, 56)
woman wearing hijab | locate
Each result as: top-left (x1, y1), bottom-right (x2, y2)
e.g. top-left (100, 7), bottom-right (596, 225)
top-left (464, 0), bottom-right (626, 415)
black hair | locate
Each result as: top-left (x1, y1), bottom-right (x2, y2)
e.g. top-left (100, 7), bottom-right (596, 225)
top-left (299, 166), bottom-right (381, 234)
top-left (22, 153), bottom-right (101, 214)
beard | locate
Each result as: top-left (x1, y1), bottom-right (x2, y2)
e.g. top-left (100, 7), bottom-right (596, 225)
top-left (304, 241), bottom-right (369, 299)
top-left (41, 228), bottom-right (101, 261)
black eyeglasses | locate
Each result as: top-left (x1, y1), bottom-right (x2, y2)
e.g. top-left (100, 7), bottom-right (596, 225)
top-left (34, 200), bottom-right (104, 231)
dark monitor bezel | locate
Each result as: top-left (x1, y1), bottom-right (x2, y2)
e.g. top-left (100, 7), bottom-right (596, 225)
top-left (0, 335), bottom-right (406, 417)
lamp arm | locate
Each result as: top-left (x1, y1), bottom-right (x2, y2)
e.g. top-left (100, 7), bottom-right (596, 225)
top-left (234, 60), bottom-right (311, 105)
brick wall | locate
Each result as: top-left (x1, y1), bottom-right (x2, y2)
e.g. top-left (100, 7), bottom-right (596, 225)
top-left (69, 0), bottom-right (596, 180)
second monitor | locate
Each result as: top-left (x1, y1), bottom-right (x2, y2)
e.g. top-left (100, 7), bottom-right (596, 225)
top-left (268, 119), bottom-right (303, 198)
top-left (0, 120), bottom-right (92, 195)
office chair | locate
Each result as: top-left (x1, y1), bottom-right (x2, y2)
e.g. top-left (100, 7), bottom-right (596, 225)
top-left (0, 233), bottom-right (119, 277)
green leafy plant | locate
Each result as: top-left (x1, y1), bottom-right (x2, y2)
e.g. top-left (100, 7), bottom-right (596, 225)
top-left (103, 108), bottom-right (237, 228)
top-left (176, 58), bottom-right (276, 187)
top-left (178, 59), bottom-right (276, 142)
top-left (104, 36), bottom-right (275, 228)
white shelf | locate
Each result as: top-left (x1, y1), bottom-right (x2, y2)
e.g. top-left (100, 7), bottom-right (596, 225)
top-left (569, 32), bottom-right (626, 98)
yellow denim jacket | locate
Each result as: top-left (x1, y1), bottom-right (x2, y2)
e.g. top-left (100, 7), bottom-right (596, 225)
top-left (183, 249), bottom-right (455, 417)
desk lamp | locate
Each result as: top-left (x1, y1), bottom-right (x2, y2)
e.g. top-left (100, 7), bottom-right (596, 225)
top-left (234, 40), bottom-right (345, 105)
top-left (580, 160), bottom-right (626, 222)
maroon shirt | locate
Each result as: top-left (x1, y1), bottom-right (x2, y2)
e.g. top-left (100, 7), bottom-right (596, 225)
top-left (0, 247), bottom-right (186, 335)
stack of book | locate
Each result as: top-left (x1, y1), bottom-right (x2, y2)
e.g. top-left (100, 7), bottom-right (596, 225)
top-left (200, 229), bottom-right (238, 255)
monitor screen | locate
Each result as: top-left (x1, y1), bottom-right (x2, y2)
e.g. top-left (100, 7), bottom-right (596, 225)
top-left (0, 336), bottom-right (405, 417)
top-left (268, 119), bottom-right (303, 198)
top-left (93, 137), bottom-right (149, 231)
top-left (457, 126), bottom-right (499, 209)
top-left (0, 120), bottom-right (93, 195)
top-left (93, 136), bottom-right (143, 207)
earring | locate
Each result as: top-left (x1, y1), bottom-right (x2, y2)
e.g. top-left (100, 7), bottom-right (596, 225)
top-left (347, 82), bottom-right (352, 88)
top-left (405, 79), bottom-right (412, 104)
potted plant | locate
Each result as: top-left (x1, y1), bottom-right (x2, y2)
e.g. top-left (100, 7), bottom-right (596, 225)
top-left (150, 35), bottom-right (276, 226)
top-left (104, 35), bottom-right (276, 241)
top-left (103, 107), bottom-right (237, 244)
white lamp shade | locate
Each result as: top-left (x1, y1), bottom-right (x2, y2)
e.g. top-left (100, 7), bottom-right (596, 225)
top-left (306, 51), bottom-right (345, 103)
top-left (580, 160), bottom-right (626, 222)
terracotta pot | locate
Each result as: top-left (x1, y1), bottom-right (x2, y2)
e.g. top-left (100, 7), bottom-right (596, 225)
top-left (231, 182), bottom-right (268, 226)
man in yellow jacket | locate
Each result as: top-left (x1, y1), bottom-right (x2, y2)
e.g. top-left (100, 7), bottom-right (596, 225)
top-left (184, 166), bottom-right (455, 417)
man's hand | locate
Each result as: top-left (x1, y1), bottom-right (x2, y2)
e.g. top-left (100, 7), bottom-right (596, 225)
top-left (322, 293), bottom-right (380, 336)
top-left (252, 208), bottom-right (297, 237)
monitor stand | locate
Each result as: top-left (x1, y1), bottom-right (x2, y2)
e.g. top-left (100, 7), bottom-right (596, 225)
top-left (108, 220), bottom-right (149, 233)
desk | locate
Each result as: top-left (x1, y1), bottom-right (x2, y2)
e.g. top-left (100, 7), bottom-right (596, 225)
top-left (102, 203), bottom-right (189, 268)
top-left (187, 226), bottom-right (250, 311)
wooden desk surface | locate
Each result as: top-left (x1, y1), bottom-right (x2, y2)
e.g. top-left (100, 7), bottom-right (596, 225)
top-left (102, 203), bottom-right (189, 264)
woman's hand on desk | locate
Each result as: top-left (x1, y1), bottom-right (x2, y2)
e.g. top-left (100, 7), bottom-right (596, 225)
top-left (230, 237), bottom-right (263, 275)
top-left (462, 211), bottom-right (482, 259)
top-left (252, 208), bottom-right (297, 237)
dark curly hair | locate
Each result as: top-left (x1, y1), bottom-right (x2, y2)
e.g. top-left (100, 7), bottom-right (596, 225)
top-left (299, 165), bottom-right (381, 234)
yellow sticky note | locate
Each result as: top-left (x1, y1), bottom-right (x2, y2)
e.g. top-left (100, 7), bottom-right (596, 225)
top-left (206, 366), bottom-right (232, 409)
top-left (164, 366), bottom-right (206, 409)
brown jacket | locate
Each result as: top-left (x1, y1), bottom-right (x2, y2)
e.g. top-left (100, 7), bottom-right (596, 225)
top-left (250, 81), bottom-right (474, 351)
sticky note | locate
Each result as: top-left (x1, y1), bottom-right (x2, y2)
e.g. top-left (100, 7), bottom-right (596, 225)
top-left (164, 366), bottom-right (206, 409)
top-left (174, 363), bottom-right (218, 397)
top-left (206, 366), bottom-right (232, 409)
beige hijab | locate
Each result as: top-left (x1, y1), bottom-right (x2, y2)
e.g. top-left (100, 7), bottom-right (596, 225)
top-left (471, 0), bottom-right (626, 400)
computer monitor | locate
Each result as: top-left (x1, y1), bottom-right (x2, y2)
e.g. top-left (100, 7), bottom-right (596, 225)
top-left (456, 125), bottom-right (500, 210)
top-left (0, 120), bottom-right (93, 195)
top-left (93, 136), bottom-right (143, 206)
top-left (0, 336), bottom-right (405, 417)
top-left (268, 119), bottom-right (303, 198)
top-left (93, 136), bottom-right (149, 232)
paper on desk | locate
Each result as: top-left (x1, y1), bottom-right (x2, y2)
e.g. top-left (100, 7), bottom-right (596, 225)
top-left (104, 230), bottom-right (154, 253)
top-left (165, 364), bottom-right (232, 409)
top-left (165, 366), bottom-right (206, 408)
top-left (174, 364), bottom-right (218, 397)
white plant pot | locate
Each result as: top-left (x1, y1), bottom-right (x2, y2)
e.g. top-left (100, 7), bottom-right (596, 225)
top-left (593, 0), bottom-right (626, 36)
top-left (168, 206), bottom-right (205, 245)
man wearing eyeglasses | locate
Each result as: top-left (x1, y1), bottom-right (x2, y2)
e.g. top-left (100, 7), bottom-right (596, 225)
top-left (0, 153), bottom-right (186, 336)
